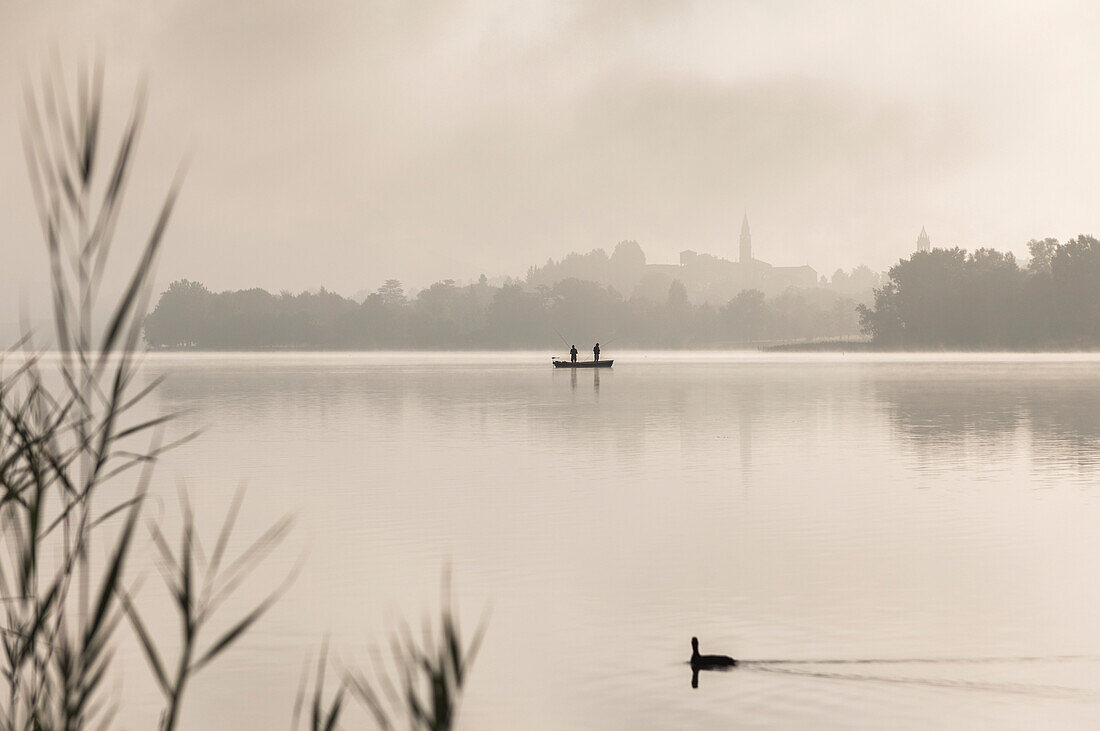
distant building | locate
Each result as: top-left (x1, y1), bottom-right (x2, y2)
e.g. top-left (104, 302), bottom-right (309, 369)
top-left (665, 214), bottom-right (816, 300)
top-left (916, 226), bottom-right (930, 253)
top-left (740, 212), bottom-right (753, 267)
top-left (528, 214), bottom-right (817, 303)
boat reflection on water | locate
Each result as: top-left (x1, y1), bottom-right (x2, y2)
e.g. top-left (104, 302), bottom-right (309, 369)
top-left (566, 367), bottom-right (600, 395)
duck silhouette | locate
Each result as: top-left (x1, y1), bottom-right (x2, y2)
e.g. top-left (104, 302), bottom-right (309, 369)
top-left (690, 637), bottom-right (737, 669)
top-left (689, 637), bottom-right (737, 688)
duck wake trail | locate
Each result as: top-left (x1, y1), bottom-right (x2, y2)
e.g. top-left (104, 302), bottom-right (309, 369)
top-left (738, 656), bottom-right (1100, 699)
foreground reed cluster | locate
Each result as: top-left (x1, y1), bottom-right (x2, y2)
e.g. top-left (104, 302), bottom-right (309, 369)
top-left (0, 61), bottom-right (484, 730)
top-left (296, 584), bottom-right (487, 731)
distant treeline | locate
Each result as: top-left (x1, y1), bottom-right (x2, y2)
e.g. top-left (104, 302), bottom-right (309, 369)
top-left (143, 277), bottom-right (863, 350)
top-left (858, 236), bottom-right (1100, 348)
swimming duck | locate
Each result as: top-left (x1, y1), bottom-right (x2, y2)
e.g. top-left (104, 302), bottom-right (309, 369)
top-left (690, 637), bottom-right (737, 669)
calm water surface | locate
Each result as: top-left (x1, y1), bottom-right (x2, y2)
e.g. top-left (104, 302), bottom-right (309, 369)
top-left (115, 352), bottom-right (1100, 728)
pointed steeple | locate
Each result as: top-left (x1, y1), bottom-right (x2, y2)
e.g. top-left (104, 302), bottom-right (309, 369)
top-left (739, 211), bottom-right (752, 264)
top-left (916, 226), bottom-right (930, 253)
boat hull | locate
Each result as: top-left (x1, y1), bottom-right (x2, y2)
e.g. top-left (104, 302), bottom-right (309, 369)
top-left (553, 359), bottom-right (613, 368)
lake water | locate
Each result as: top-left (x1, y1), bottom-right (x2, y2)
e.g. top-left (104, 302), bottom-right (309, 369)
top-left (114, 352), bottom-right (1100, 728)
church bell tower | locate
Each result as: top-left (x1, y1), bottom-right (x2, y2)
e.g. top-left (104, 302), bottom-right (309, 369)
top-left (916, 226), bottom-right (930, 253)
top-left (740, 212), bottom-right (752, 265)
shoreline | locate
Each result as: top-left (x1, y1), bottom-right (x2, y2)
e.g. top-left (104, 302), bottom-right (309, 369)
top-left (138, 342), bottom-right (1100, 354)
top-left (764, 340), bottom-right (1100, 353)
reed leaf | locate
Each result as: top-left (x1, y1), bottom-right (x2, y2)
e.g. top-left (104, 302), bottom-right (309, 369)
top-left (345, 573), bottom-right (487, 731)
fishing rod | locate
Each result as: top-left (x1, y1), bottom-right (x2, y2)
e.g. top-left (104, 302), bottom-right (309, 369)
top-left (549, 327), bottom-right (572, 362)
top-left (552, 327), bottom-right (571, 349)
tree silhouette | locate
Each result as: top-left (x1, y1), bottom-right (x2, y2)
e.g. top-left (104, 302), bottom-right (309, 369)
top-left (858, 237), bottom-right (1100, 348)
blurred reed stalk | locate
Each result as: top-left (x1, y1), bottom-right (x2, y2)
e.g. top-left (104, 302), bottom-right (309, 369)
top-left (4, 56), bottom-right (485, 731)
top-left (120, 484), bottom-right (297, 731)
top-left (345, 573), bottom-right (488, 731)
top-left (2, 59), bottom-right (291, 730)
top-left (0, 55), bottom-right (182, 730)
top-left (291, 639), bottom-right (346, 731)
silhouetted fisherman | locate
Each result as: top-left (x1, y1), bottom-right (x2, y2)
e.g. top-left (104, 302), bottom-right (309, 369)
top-left (593, 342), bottom-right (600, 362)
top-left (570, 344), bottom-right (578, 363)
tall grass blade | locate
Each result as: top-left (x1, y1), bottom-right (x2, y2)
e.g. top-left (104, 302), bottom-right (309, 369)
top-left (116, 589), bottom-right (169, 696)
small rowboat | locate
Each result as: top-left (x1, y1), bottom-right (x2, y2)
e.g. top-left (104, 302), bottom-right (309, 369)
top-left (552, 359), bottom-right (613, 368)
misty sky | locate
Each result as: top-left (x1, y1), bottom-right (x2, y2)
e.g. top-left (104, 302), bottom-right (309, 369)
top-left (3, 0), bottom-right (1100, 315)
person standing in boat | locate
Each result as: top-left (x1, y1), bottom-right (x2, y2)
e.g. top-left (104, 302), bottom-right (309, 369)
top-left (593, 343), bottom-right (600, 362)
top-left (570, 344), bottom-right (578, 363)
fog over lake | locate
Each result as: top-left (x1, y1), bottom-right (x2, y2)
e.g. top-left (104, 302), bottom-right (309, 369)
top-left (96, 352), bottom-right (1100, 728)
top-left (8, 2), bottom-right (1100, 729)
